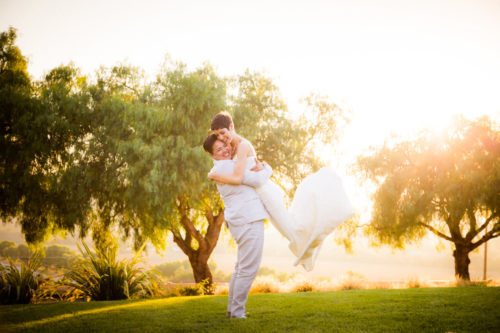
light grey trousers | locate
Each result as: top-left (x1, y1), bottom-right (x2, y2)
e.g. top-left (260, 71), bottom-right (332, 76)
top-left (227, 219), bottom-right (264, 318)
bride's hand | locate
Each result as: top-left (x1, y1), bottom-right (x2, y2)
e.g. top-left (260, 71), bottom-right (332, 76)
top-left (250, 157), bottom-right (265, 172)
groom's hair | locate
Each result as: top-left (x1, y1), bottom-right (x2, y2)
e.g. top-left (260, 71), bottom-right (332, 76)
top-left (211, 111), bottom-right (233, 130)
top-left (203, 133), bottom-right (218, 154)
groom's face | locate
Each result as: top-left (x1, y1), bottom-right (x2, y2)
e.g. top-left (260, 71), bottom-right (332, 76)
top-left (211, 140), bottom-right (232, 160)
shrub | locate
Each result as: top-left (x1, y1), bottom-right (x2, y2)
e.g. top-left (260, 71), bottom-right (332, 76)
top-left (250, 277), bottom-right (279, 294)
top-left (455, 279), bottom-right (490, 287)
top-left (338, 271), bottom-right (366, 290)
top-left (407, 277), bottom-right (426, 289)
top-left (371, 281), bottom-right (392, 289)
top-left (176, 279), bottom-right (216, 296)
top-left (215, 284), bottom-right (229, 295)
top-left (178, 284), bottom-right (202, 296)
top-left (293, 282), bottom-right (314, 292)
top-left (0, 252), bottom-right (42, 304)
top-left (64, 242), bottom-right (156, 301)
top-left (34, 273), bottom-right (89, 303)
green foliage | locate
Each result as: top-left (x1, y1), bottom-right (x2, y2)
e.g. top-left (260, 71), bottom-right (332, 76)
top-left (177, 279), bottom-right (214, 296)
top-left (0, 27), bottom-right (36, 223)
top-left (1, 27), bottom-right (95, 244)
top-left (64, 242), bottom-right (155, 301)
top-left (178, 284), bottom-right (202, 296)
top-left (0, 251), bottom-right (42, 304)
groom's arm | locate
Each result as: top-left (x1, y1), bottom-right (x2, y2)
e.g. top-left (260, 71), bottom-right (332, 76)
top-left (242, 163), bottom-right (273, 188)
top-left (210, 161), bottom-right (234, 179)
top-left (210, 160), bottom-right (272, 188)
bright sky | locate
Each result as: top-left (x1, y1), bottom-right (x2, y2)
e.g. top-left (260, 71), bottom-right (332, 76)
top-left (2, 0), bottom-right (500, 279)
top-left (2, 0), bottom-right (500, 142)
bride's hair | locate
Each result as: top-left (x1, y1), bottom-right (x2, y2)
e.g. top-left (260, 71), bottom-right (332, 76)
top-left (211, 111), bottom-right (232, 130)
top-left (203, 133), bottom-right (219, 154)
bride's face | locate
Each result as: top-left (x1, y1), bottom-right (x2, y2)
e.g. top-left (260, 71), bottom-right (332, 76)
top-left (211, 140), bottom-right (232, 160)
top-left (214, 127), bottom-right (233, 145)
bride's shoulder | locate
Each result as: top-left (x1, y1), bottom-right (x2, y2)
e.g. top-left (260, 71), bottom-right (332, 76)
top-left (238, 139), bottom-right (251, 148)
top-left (238, 138), bottom-right (256, 153)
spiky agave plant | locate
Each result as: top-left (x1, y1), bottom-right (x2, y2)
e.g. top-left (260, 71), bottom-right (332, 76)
top-left (65, 242), bottom-right (155, 301)
top-left (0, 252), bottom-right (42, 304)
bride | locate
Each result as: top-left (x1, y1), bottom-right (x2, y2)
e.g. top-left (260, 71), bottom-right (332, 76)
top-left (207, 112), bottom-right (354, 271)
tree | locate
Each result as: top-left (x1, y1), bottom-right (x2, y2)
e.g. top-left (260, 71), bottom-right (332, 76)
top-left (43, 244), bottom-right (77, 268)
top-left (0, 27), bottom-right (36, 223)
top-left (1, 28), bottom-right (96, 244)
top-left (355, 116), bottom-right (500, 280)
top-left (114, 61), bottom-right (228, 290)
top-left (0, 241), bottom-right (16, 257)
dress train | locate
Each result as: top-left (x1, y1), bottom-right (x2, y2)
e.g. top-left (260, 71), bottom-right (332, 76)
top-left (255, 167), bottom-right (354, 271)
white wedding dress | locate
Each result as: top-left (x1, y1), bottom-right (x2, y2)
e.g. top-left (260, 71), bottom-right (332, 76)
top-left (247, 158), bottom-right (355, 271)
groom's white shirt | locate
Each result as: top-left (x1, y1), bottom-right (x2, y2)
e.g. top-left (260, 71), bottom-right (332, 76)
top-left (209, 160), bottom-right (272, 225)
top-left (210, 159), bottom-right (272, 318)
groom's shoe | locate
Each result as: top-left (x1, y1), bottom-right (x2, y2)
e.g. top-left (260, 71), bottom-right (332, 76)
top-left (230, 312), bottom-right (248, 319)
top-left (230, 315), bottom-right (247, 319)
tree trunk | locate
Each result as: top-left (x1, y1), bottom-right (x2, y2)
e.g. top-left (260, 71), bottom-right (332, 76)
top-left (188, 254), bottom-right (214, 294)
top-left (171, 199), bottom-right (225, 295)
top-left (453, 244), bottom-right (471, 281)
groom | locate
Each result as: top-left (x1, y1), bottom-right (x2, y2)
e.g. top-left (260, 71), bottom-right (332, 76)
top-left (203, 134), bottom-right (272, 319)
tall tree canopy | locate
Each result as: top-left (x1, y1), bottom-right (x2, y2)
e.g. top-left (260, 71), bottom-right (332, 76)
top-left (356, 116), bottom-right (500, 280)
top-left (1, 28), bottom-right (95, 243)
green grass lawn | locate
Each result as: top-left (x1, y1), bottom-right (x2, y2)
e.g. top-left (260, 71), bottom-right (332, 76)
top-left (1, 287), bottom-right (499, 332)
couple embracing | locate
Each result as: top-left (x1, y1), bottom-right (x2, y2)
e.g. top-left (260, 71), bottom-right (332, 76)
top-left (203, 111), bottom-right (354, 319)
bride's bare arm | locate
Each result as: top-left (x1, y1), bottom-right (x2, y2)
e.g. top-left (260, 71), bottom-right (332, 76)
top-left (208, 142), bottom-right (252, 185)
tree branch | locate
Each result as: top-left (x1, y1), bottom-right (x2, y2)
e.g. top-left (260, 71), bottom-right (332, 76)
top-left (171, 231), bottom-right (191, 255)
top-left (471, 225), bottom-right (500, 251)
top-left (474, 212), bottom-right (498, 237)
top-left (418, 222), bottom-right (454, 242)
top-left (176, 195), bottom-right (205, 250)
